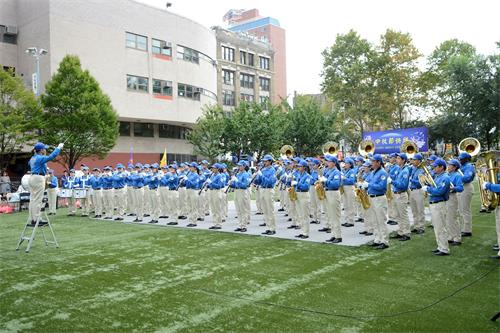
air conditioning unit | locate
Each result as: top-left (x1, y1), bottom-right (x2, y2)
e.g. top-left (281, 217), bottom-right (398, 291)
top-left (5, 25), bottom-right (18, 35)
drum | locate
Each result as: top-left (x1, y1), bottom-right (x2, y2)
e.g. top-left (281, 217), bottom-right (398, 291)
top-left (59, 188), bottom-right (73, 198)
top-left (73, 188), bottom-right (88, 199)
top-left (21, 174), bottom-right (31, 192)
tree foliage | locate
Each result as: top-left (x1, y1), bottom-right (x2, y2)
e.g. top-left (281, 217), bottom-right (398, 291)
top-left (187, 105), bottom-right (226, 162)
top-left (0, 68), bottom-right (43, 171)
top-left (41, 55), bottom-right (119, 170)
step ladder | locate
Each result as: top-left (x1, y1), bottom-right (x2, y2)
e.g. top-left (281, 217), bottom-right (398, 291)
top-left (16, 207), bottom-right (59, 253)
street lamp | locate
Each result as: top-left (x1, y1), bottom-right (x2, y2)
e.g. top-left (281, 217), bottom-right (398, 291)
top-left (25, 47), bottom-right (48, 97)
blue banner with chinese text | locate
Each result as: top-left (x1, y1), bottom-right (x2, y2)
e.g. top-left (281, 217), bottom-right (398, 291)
top-left (362, 127), bottom-right (428, 154)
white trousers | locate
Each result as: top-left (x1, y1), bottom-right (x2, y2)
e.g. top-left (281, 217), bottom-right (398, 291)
top-left (178, 187), bottom-right (187, 216)
top-left (147, 188), bottom-right (159, 220)
top-left (430, 201), bottom-right (449, 253)
top-left (92, 189), bottom-right (103, 216)
top-left (132, 187), bottom-right (144, 220)
top-left (371, 195), bottom-right (389, 245)
top-left (325, 190), bottom-right (341, 238)
top-left (126, 187), bottom-right (134, 214)
top-left (394, 192), bottom-right (410, 236)
top-left (169, 189), bottom-right (179, 220)
top-left (255, 187), bottom-right (263, 213)
top-left (235, 189), bottom-right (250, 228)
top-left (47, 187), bottom-right (57, 214)
top-left (114, 188), bottom-right (126, 217)
top-left (495, 206), bottom-right (500, 256)
top-left (187, 189), bottom-right (200, 223)
top-left (102, 189), bottom-right (114, 218)
top-left (409, 188), bottom-right (425, 230)
top-left (343, 185), bottom-right (355, 224)
top-left (261, 188), bottom-right (276, 231)
top-left (387, 194), bottom-right (397, 221)
top-left (309, 187), bottom-right (321, 222)
top-left (279, 187), bottom-right (286, 209)
top-left (209, 189), bottom-right (222, 227)
top-left (28, 175), bottom-right (45, 222)
top-left (296, 191), bottom-right (310, 236)
top-left (458, 183), bottom-right (474, 233)
top-left (159, 187), bottom-right (169, 217)
top-left (446, 193), bottom-right (461, 242)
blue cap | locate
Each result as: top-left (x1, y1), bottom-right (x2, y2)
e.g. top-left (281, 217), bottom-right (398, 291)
top-left (34, 142), bottom-right (49, 151)
top-left (448, 159), bottom-right (461, 168)
top-left (116, 163), bottom-right (124, 169)
top-left (431, 158), bottom-right (447, 168)
top-left (311, 158), bottom-right (321, 165)
top-left (201, 160), bottom-right (209, 165)
top-left (355, 156), bottom-right (365, 163)
top-left (412, 153), bottom-right (423, 161)
top-left (93, 167), bottom-right (100, 171)
top-left (363, 161), bottom-right (372, 167)
top-left (169, 164), bottom-right (177, 170)
top-left (389, 153), bottom-right (397, 158)
top-left (325, 155), bottom-right (338, 163)
top-left (344, 157), bottom-right (354, 165)
top-left (427, 155), bottom-right (438, 161)
top-left (179, 163), bottom-right (185, 167)
top-left (143, 164), bottom-right (150, 168)
top-left (189, 162), bottom-right (198, 168)
top-left (305, 157), bottom-right (311, 162)
top-left (69, 169), bottom-right (75, 173)
top-left (81, 166), bottom-right (89, 171)
top-left (48, 169), bottom-right (54, 174)
top-left (237, 160), bottom-right (248, 167)
top-left (298, 160), bottom-right (308, 167)
top-left (134, 163), bottom-right (142, 168)
top-left (161, 164), bottom-right (168, 169)
top-left (211, 163), bottom-right (219, 169)
top-left (370, 154), bottom-right (384, 162)
top-left (396, 153), bottom-right (408, 161)
top-left (284, 160), bottom-right (291, 165)
top-left (221, 163), bottom-right (227, 168)
top-left (458, 152), bottom-right (471, 160)
top-left (262, 154), bottom-right (274, 162)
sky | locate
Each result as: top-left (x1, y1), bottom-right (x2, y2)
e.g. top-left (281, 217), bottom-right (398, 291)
top-left (138, 0), bottom-right (499, 96)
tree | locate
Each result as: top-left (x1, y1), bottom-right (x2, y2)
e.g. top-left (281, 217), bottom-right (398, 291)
top-left (41, 55), bottom-right (119, 170)
top-left (187, 105), bottom-right (226, 162)
top-left (0, 68), bottom-right (43, 171)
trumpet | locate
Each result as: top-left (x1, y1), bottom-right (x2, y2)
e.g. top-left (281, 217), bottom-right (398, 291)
top-left (358, 140), bottom-right (375, 157)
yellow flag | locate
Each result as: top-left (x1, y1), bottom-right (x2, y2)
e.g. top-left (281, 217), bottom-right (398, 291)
top-left (160, 148), bottom-right (167, 168)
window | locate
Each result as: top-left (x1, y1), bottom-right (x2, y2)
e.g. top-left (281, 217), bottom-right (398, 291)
top-left (259, 56), bottom-right (270, 70)
top-left (152, 38), bottom-right (172, 56)
top-left (222, 46), bottom-right (235, 62)
top-left (0, 26), bottom-right (17, 45)
top-left (240, 51), bottom-right (247, 65)
top-left (178, 83), bottom-right (201, 101)
top-left (2, 66), bottom-right (15, 75)
top-left (223, 90), bottom-right (235, 106)
top-left (240, 93), bottom-right (254, 102)
top-left (260, 77), bottom-right (270, 92)
top-left (133, 123), bottom-right (154, 137)
top-left (240, 73), bottom-right (254, 89)
top-left (126, 32), bottom-right (147, 51)
top-left (166, 153), bottom-right (197, 163)
top-left (119, 122), bottom-right (131, 136)
top-left (159, 124), bottom-right (190, 139)
top-left (127, 74), bottom-right (148, 92)
top-left (177, 46), bottom-right (199, 63)
top-left (153, 79), bottom-right (173, 96)
top-left (222, 70), bottom-right (234, 85)
top-left (260, 96), bottom-right (269, 110)
top-left (247, 53), bottom-right (254, 66)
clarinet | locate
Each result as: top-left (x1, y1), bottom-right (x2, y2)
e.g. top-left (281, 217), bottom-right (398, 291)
top-left (198, 172), bottom-right (213, 195)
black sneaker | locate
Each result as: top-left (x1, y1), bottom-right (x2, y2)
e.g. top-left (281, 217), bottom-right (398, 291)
top-left (167, 221), bottom-right (178, 225)
top-left (209, 226), bottom-right (221, 230)
top-left (143, 214), bottom-right (150, 217)
top-left (187, 223), bottom-right (197, 227)
top-left (287, 225), bottom-right (296, 229)
top-left (234, 227), bottom-right (242, 231)
top-left (148, 220), bottom-right (158, 224)
top-left (325, 237), bottom-right (336, 243)
top-left (461, 232), bottom-right (472, 237)
top-left (278, 208), bottom-right (285, 212)
top-left (331, 238), bottom-right (342, 243)
top-left (179, 215), bottom-right (187, 220)
top-left (114, 217), bottom-right (124, 221)
top-left (399, 235), bottom-right (411, 241)
top-left (133, 219), bottom-right (142, 222)
top-left (197, 217), bottom-right (204, 221)
top-left (259, 223), bottom-right (266, 227)
top-left (343, 223), bottom-right (354, 227)
top-left (240, 228), bottom-right (247, 232)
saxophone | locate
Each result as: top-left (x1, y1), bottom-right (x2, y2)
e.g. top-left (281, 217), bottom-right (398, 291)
top-left (288, 173), bottom-right (298, 202)
top-left (314, 167), bottom-right (326, 200)
top-left (354, 169), bottom-right (371, 209)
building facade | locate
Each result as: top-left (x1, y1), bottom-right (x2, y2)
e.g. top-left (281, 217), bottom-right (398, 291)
top-left (224, 9), bottom-right (286, 103)
top-left (0, 0), bottom-right (217, 173)
top-left (212, 27), bottom-right (275, 112)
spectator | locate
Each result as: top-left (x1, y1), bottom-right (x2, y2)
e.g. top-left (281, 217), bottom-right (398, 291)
top-left (0, 171), bottom-right (11, 200)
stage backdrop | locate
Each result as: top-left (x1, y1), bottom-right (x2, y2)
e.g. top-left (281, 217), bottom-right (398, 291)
top-left (362, 127), bottom-right (428, 154)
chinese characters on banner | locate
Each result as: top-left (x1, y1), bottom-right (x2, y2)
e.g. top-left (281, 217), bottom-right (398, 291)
top-left (362, 127), bottom-right (428, 154)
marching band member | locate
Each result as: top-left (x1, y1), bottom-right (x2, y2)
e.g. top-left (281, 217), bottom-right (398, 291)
top-left (321, 155), bottom-right (342, 243)
top-left (386, 153), bottom-right (398, 225)
top-left (408, 153), bottom-right (426, 234)
top-left (259, 155), bottom-right (278, 235)
top-left (64, 169), bottom-right (78, 216)
top-left (46, 169), bottom-right (58, 215)
top-left (354, 156), bottom-right (365, 222)
top-left (165, 164), bottom-right (180, 226)
top-left (231, 160), bottom-right (251, 232)
top-left (276, 158), bottom-right (286, 212)
top-left (142, 164), bottom-right (152, 216)
top-left (90, 167), bottom-right (103, 218)
top-left (254, 162), bottom-right (264, 216)
top-left (200, 160), bottom-right (211, 217)
top-left (145, 163), bottom-right (160, 223)
top-left (422, 158), bottom-right (451, 256)
top-left (158, 165), bottom-right (170, 219)
top-left (112, 163), bottom-right (127, 221)
top-left (278, 160), bottom-right (289, 214)
top-left (390, 153), bottom-right (411, 241)
top-left (309, 159), bottom-right (322, 225)
top-left (177, 163), bottom-right (188, 220)
top-left (221, 163), bottom-right (230, 221)
top-left (446, 159), bottom-right (464, 245)
top-left (27, 142), bottom-right (62, 225)
top-left (341, 158), bottom-right (356, 228)
top-left (358, 160), bottom-right (375, 236)
top-left (286, 158), bottom-right (300, 229)
top-left (125, 163), bottom-right (135, 216)
top-left (101, 166), bottom-right (114, 220)
top-left (483, 157), bottom-right (500, 259)
top-left (458, 152), bottom-right (475, 237)
top-left (294, 160), bottom-right (312, 239)
top-left (77, 165), bottom-right (92, 217)
top-left (363, 154), bottom-right (390, 249)
top-left (184, 162), bottom-right (202, 227)
top-left (207, 163), bottom-right (224, 229)
top-left (130, 163), bottom-right (145, 222)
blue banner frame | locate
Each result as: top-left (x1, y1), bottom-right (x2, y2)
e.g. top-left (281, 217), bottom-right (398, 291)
top-left (362, 127), bottom-right (428, 154)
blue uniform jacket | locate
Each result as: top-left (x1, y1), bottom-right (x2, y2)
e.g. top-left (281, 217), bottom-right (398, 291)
top-left (427, 172), bottom-right (450, 202)
top-left (231, 171), bottom-right (251, 189)
top-left (77, 175), bottom-right (92, 189)
top-left (310, 169), bottom-right (319, 183)
top-left (259, 166), bottom-right (277, 188)
top-left (90, 175), bottom-right (102, 190)
top-left (112, 172), bottom-right (127, 189)
top-left (460, 162), bottom-right (475, 184)
top-left (409, 166), bottom-right (424, 190)
top-left (486, 182), bottom-right (500, 193)
top-left (62, 176), bottom-right (78, 189)
top-left (324, 167), bottom-right (341, 190)
top-left (388, 164), bottom-right (399, 181)
top-left (449, 171), bottom-right (463, 193)
top-left (48, 175), bottom-right (58, 188)
top-left (208, 173), bottom-right (224, 190)
top-left (367, 167), bottom-right (388, 196)
top-left (101, 174), bottom-right (114, 189)
top-left (294, 171), bottom-right (312, 192)
top-left (177, 170), bottom-right (187, 187)
top-left (185, 172), bottom-right (201, 190)
top-left (128, 172), bottom-right (144, 188)
top-left (392, 165), bottom-right (410, 192)
top-left (29, 147), bottom-right (61, 175)
top-left (160, 172), bottom-right (178, 190)
top-left (342, 168), bottom-right (356, 186)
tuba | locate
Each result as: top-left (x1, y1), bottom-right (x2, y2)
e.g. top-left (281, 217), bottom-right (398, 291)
top-left (476, 150), bottom-right (500, 211)
top-left (280, 145), bottom-right (294, 159)
top-left (458, 137), bottom-right (481, 157)
top-left (358, 140), bottom-right (375, 157)
top-left (323, 141), bottom-right (339, 155)
top-left (400, 140), bottom-right (418, 159)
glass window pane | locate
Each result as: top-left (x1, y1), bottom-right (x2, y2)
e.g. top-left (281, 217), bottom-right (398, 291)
top-left (119, 122), bottom-right (130, 136)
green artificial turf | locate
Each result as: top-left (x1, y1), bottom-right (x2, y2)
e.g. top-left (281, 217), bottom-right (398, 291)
top-left (0, 194), bottom-right (499, 333)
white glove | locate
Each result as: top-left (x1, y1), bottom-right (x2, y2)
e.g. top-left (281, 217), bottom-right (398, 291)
top-left (387, 177), bottom-right (392, 184)
top-left (256, 170), bottom-right (263, 177)
top-left (286, 174), bottom-right (291, 180)
top-left (482, 182), bottom-right (489, 190)
top-left (362, 181), bottom-right (369, 189)
top-left (422, 185), bottom-right (428, 192)
top-left (182, 175), bottom-right (188, 180)
top-left (291, 180), bottom-right (298, 186)
top-left (206, 179), bottom-right (212, 184)
top-left (231, 176), bottom-right (237, 182)
top-left (57, 143), bottom-right (64, 149)
top-left (341, 175), bottom-right (346, 180)
top-left (319, 176), bottom-right (327, 182)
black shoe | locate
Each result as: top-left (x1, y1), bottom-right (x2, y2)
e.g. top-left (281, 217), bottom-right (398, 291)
top-left (415, 229), bottom-right (425, 234)
top-left (490, 255), bottom-right (500, 259)
top-left (331, 238), bottom-right (342, 243)
top-left (284, 214), bottom-right (288, 217)
top-left (295, 234), bottom-right (304, 238)
top-left (325, 237), bottom-right (336, 243)
top-left (300, 235), bottom-right (309, 239)
top-left (318, 227), bottom-right (329, 232)
top-left (234, 227), bottom-right (242, 231)
top-left (104, 217), bottom-right (113, 220)
top-left (222, 219), bottom-right (226, 222)
top-left (127, 213), bottom-right (134, 216)
top-left (375, 243), bottom-right (389, 250)
top-left (268, 230), bottom-right (276, 235)
top-left (294, 225), bottom-right (301, 230)
top-left (240, 228), bottom-right (247, 232)
top-left (167, 221), bottom-right (178, 225)
top-left (159, 215), bottom-right (168, 219)
top-left (287, 218), bottom-right (292, 222)
top-left (143, 214), bottom-right (150, 217)
top-left (196, 217), bottom-right (204, 221)
top-left (341, 223), bottom-right (348, 227)
top-left (148, 220), bottom-right (158, 224)
top-left (344, 223), bottom-right (354, 227)
top-left (259, 223), bottom-right (267, 227)
top-left (434, 251), bottom-right (450, 256)
top-left (114, 217), bottom-right (123, 221)
top-left (399, 235), bottom-right (411, 241)
top-left (187, 223), bottom-right (197, 227)
top-left (133, 219), bottom-right (142, 222)
top-left (255, 212), bottom-right (263, 215)
top-left (387, 220), bottom-right (398, 225)
top-left (369, 242), bottom-right (381, 247)
top-left (179, 215), bottom-right (187, 220)
top-left (359, 231), bottom-right (368, 235)
top-left (364, 232), bottom-right (373, 236)
top-left (310, 220), bottom-right (320, 224)
top-left (278, 208), bottom-right (285, 212)
top-left (432, 249), bottom-right (441, 254)
top-left (391, 234), bottom-right (403, 239)
top-left (287, 225), bottom-right (296, 229)
top-left (449, 241), bottom-right (461, 246)
top-left (209, 226), bottom-right (221, 230)
top-left (461, 232), bottom-right (472, 237)
top-left (355, 218), bottom-right (364, 222)
top-left (31, 220), bottom-right (48, 226)
top-left (205, 213), bottom-right (210, 216)
top-left (81, 214), bottom-right (89, 217)
top-left (67, 213), bottom-right (75, 216)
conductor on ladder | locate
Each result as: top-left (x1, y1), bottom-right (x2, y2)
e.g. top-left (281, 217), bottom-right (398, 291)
top-left (28, 142), bottom-right (63, 226)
